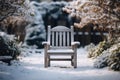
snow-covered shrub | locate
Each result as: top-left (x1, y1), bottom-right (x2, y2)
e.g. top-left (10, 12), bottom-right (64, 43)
top-left (63, 0), bottom-right (120, 30)
top-left (31, 1), bottom-right (68, 27)
top-left (94, 50), bottom-right (110, 68)
top-left (88, 41), bottom-right (111, 58)
top-left (94, 42), bottom-right (120, 71)
top-left (25, 24), bottom-right (46, 48)
top-left (0, 0), bottom-right (33, 43)
top-left (25, 1), bottom-right (68, 48)
top-left (108, 45), bottom-right (120, 71)
top-left (0, 32), bottom-right (20, 59)
top-left (24, 1), bottom-right (46, 48)
top-left (109, 52), bottom-right (120, 71)
top-left (85, 43), bottom-right (95, 51)
top-left (87, 34), bottom-right (120, 71)
top-left (84, 43), bottom-right (96, 57)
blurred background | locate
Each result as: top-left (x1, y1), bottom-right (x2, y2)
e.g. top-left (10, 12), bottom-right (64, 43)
top-left (0, 0), bottom-right (107, 49)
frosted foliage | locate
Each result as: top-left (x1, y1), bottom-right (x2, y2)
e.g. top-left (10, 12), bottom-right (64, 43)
top-left (87, 36), bottom-right (120, 71)
top-left (0, 32), bottom-right (20, 58)
top-left (19, 0), bottom-right (34, 21)
top-left (94, 43), bottom-right (120, 71)
top-left (63, 0), bottom-right (120, 29)
top-left (25, 1), bottom-right (46, 48)
top-left (94, 49), bottom-right (110, 68)
top-left (0, 0), bottom-right (33, 22)
top-left (85, 43), bottom-right (96, 52)
top-left (25, 1), bottom-right (68, 48)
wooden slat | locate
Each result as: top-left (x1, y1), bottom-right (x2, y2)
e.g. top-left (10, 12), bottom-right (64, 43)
top-left (63, 32), bottom-right (66, 46)
top-left (67, 32), bottom-right (69, 46)
top-left (71, 26), bottom-right (74, 42)
top-left (50, 58), bottom-right (72, 61)
top-left (50, 46), bottom-right (72, 49)
top-left (56, 32), bottom-right (58, 46)
top-left (51, 29), bottom-right (71, 32)
top-left (51, 26), bottom-right (71, 31)
top-left (52, 31), bottom-right (54, 46)
top-left (59, 32), bottom-right (62, 47)
top-left (48, 53), bottom-right (73, 55)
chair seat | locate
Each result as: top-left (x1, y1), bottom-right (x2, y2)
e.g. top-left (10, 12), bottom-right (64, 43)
top-left (47, 49), bottom-right (74, 54)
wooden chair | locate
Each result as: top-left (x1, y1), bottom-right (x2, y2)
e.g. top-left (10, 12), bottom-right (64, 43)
top-left (42, 26), bottom-right (80, 68)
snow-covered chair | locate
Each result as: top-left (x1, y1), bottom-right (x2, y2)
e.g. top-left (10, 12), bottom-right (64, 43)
top-left (42, 26), bottom-right (80, 68)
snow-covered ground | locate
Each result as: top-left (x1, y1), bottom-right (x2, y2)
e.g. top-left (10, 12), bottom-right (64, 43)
top-left (0, 48), bottom-right (120, 80)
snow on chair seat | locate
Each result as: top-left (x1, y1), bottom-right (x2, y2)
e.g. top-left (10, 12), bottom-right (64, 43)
top-left (47, 49), bottom-right (74, 54)
top-left (42, 25), bottom-right (80, 68)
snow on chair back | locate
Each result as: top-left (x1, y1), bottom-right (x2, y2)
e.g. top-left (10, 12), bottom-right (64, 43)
top-left (48, 26), bottom-right (74, 49)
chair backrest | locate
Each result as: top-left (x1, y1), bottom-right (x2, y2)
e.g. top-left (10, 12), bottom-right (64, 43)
top-left (47, 26), bottom-right (74, 49)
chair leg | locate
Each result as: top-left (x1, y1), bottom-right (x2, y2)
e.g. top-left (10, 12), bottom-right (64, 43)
top-left (71, 56), bottom-right (74, 66)
top-left (73, 54), bottom-right (77, 68)
top-left (45, 53), bottom-right (49, 68)
top-left (48, 55), bottom-right (50, 67)
top-left (45, 56), bottom-right (48, 68)
top-left (8, 61), bottom-right (11, 66)
top-left (74, 59), bottom-right (77, 68)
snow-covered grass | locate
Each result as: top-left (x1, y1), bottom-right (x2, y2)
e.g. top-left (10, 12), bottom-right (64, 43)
top-left (0, 48), bottom-right (120, 80)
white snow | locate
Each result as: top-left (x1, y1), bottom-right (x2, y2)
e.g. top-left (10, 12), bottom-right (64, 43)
top-left (0, 47), bottom-right (120, 80)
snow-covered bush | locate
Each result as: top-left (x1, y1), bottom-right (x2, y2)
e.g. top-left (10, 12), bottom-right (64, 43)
top-left (24, 1), bottom-right (46, 48)
top-left (108, 43), bottom-right (120, 71)
top-left (31, 1), bottom-right (68, 27)
top-left (25, 23), bottom-right (46, 48)
top-left (94, 43), bottom-right (120, 71)
top-left (0, 32), bottom-right (20, 59)
top-left (88, 41), bottom-right (111, 58)
top-left (94, 49), bottom-right (110, 68)
top-left (84, 43), bottom-right (96, 57)
top-left (87, 32), bottom-right (120, 71)
top-left (63, 0), bottom-right (120, 30)
top-left (0, 0), bottom-right (33, 43)
top-left (86, 33), bottom-right (120, 71)
top-left (0, 0), bottom-right (33, 22)
top-left (63, 0), bottom-right (120, 71)
top-left (109, 52), bottom-right (120, 71)
top-left (85, 43), bottom-right (95, 51)
top-left (25, 1), bottom-right (68, 48)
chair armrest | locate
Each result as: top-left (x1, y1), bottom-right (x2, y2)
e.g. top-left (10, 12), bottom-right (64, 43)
top-left (42, 42), bottom-right (50, 45)
top-left (42, 42), bottom-right (50, 50)
top-left (71, 41), bottom-right (80, 46)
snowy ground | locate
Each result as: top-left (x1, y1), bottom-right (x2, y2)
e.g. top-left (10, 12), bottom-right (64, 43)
top-left (0, 48), bottom-right (120, 80)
